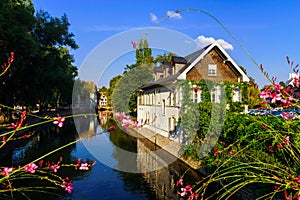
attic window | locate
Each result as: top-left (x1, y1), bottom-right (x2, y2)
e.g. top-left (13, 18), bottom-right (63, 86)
top-left (208, 64), bottom-right (217, 76)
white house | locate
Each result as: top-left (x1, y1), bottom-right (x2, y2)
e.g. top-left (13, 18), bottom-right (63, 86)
top-left (137, 41), bottom-right (249, 137)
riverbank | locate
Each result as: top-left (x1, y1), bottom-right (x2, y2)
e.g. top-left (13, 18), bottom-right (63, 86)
top-left (126, 125), bottom-right (207, 173)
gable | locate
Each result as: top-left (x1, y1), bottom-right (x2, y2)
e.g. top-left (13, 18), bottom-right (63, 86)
top-left (186, 48), bottom-right (240, 82)
top-left (178, 41), bottom-right (249, 82)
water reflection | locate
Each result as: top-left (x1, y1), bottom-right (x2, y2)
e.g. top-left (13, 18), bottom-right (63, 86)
top-left (0, 113), bottom-right (206, 199)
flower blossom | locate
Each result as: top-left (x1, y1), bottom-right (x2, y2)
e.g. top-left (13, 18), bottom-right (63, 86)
top-left (61, 178), bottom-right (74, 194)
top-left (293, 76), bottom-right (300, 87)
top-left (51, 164), bottom-right (60, 173)
top-left (53, 115), bottom-right (65, 128)
top-left (122, 118), bottom-right (133, 129)
top-left (116, 112), bottom-right (126, 121)
top-left (269, 92), bottom-right (281, 103)
top-left (274, 84), bottom-right (283, 91)
top-left (281, 112), bottom-right (295, 120)
top-left (297, 175), bottom-right (300, 184)
top-left (180, 187), bottom-right (188, 197)
top-left (285, 136), bottom-right (290, 146)
top-left (79, 163), bottom-right (89, 170)
top-left (1, 167), bottom-right (13, 177)
top-left (176, 179), bottom-right (183, 186)
top-left (133, 121), bottom-right (141, 129)
top-left (259, 90), bottom-right (270, 99)
top-left (24, 163), bottom-right (38, 173)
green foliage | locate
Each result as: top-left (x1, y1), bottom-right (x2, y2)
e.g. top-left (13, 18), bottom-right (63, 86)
top-left (112, 64), bottom-right (153, 113)
top-left (0, 1), bottom-right (78, 113)
top-left (153, 52), bottom-right (177, 63)
top-left (199, 112), bottom-right (300, 198)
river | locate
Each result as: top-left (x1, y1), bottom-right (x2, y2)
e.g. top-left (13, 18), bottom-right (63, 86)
top-left (0, 113), bottom-right (206, 200)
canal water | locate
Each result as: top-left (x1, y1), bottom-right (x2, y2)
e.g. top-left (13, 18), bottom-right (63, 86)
top-left (0, 114), bottom-right (204, 200)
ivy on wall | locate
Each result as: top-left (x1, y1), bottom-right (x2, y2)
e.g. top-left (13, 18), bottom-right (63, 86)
top-left (177, 79), bottom-right (251, 158)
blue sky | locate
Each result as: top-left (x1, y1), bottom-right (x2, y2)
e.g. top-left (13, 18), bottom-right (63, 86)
top-left (32, 0), bottom-right (300, 88)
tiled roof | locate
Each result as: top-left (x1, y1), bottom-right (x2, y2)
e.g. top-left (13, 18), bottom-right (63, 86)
top-left (171, 56), bottom-right (187, 64)
top-left (184, 44), bottom-right (211, 64)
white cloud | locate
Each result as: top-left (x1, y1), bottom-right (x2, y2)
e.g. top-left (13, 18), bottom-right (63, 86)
top-left (195, 35), bottom-right (234, 50)
top-left (167, 11), bottom-right (182, 19)
top-left (150, 13), bottom-right (158, 23)
top-left (216, 39), bottom-right (234, 51)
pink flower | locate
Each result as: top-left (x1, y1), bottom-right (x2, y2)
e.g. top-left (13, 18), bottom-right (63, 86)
top-left (293, 77), bottom-right (300, 87)
top-left (228, 151), bottom-right (233, 155)
top-left (131, 40), bottom-right (137, 49)
top-left (1, 167), bottom-right (13, 177)
top-left (180, 188), bottom-right (188, 197)
top-left (53, 115), bottom-right (65, 128)
top-left (116, 112), bottom-right (126, 121)
top-left (297, 175), bottom-right (300, 184)
top-left (51, 164), bottom-right (60, 173)
top-left (122, 118), bottom-right (133, 128)
top-left (185, 185), bottom-right (193, 194)
top-left (79, 163), bottom-right (89, 170)
top-left (274, 84), bottom-right (283, 91)
top-left (281, 112), bottom-right (295, 120)
top-left (176, 179), bottom-right (183, 186)
top-left (133, 121), bottom-right (141, 129)
top-left (61, 178), bottom-right (74, 194)
top-left (269, 92), bottom-right (281, 103)
top-left (285, 136), bottom-right (290, 146)
top-left (24, 163), bottom-right (38, 173)
top-left (9, 122), bottom-right (19, 129)
top-left (259, 90), bottom-right (270, 99)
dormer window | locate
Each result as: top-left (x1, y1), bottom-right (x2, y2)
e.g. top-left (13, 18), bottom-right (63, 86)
top-left (208, 64), bottom-right (217, 76)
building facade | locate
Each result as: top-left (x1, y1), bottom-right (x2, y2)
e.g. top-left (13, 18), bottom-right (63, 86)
top-left (137, 41), bottom-right (249, 136)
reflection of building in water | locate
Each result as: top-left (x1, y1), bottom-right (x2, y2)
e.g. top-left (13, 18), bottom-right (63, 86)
top-left (74, 116), bottom-right (98, 138)
top-left (98, 112), bottom-right (108, 126)
top-left (136, 138), bottom-right (202, 199)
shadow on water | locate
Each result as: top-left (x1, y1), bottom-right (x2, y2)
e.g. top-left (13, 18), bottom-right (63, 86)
top-left (0, 113), bottom-right (232, 200)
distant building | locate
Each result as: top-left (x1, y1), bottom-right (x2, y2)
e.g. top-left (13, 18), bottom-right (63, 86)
top-left (285, 73), bottom-right (300, 100)
top-left (99, 93), bottom-right (107, 107)
top-left (137, 41), bottom-right (249, 137)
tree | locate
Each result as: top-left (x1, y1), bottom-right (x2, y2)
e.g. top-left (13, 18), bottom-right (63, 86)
top-left (153, 52), bottom-right (176, 63)
top-left (30, 10), bottom-right (78, 110)
top-left (112, 64), bottom-right (153, 113)
top-left (107, 75), bottom-right (122, 107)
top-left (124, 38), bottom-right (153, 72)
top-left (0, 1), bottom-right (78, 116)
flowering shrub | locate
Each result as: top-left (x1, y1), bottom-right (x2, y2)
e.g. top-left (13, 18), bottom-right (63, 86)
top-left (150, 8), bottom-right (300, 199)
top-left (115, 112), bottom-right (142, 129)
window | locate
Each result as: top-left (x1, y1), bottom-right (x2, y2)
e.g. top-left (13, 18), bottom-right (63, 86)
top-left (162, 100), bottom-right (166, 115)
top-left (191, 86), bottom-right (199, 103)
top-left (169, 91), bottom-right (176, 106)
top-left (208, 64), bottom-right (217, 76)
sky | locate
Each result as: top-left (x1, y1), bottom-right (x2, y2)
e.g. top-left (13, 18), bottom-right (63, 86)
top-left (31, 0), bottom-right (300, 88)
